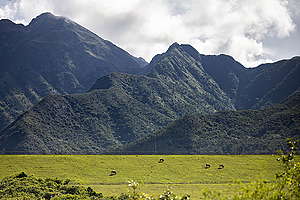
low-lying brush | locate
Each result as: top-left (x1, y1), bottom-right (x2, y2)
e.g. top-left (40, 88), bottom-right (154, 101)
top-left (0, 172), bottom-right (101, 200)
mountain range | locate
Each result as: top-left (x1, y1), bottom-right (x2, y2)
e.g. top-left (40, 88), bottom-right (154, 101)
top-left (0, 13), bottom-right (299, 154)
top-left (0, 12), bottom-right (146, 131)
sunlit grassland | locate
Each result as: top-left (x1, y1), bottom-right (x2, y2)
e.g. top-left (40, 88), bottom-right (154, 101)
top-left (0, 155), bottom-right (282, 197)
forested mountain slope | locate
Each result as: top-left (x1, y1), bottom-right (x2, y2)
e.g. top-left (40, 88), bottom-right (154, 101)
top-left (0, 43), bottom-right (234, 154)
top-left (124, 91), bottom-right (300, 154)
top-left (180, 44), bottom-right (300, 109)
top-left (1, 12), bottom-right (299, 154)
top-left (0, 12), bottom-right (145, 131)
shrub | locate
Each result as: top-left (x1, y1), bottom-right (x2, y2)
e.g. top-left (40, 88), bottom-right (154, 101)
top-left (15, 172), bottom-right (28, 178)
top-left (233, 138), bottom-right (300, 200)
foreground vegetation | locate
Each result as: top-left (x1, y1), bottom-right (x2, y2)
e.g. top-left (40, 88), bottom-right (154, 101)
top-left (0, 140), bottom-right (299, 199)
top-left (2, 154), bottom-right (283, 197)
top-left (0, 155), bottom-right (288, 199)
top-left (0, 155), bottom-right (281, 185)
top-left (0, 146), bottom-right (299, 199)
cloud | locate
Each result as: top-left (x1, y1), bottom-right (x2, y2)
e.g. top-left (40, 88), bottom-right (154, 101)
top-left (0, 0), bottom-right (299, 67)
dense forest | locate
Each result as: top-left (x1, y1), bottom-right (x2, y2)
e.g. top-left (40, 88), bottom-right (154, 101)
top-left (123, 91), bottom-right (300, 154)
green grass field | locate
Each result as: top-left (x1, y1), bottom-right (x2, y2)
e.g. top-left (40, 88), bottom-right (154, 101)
top-left (0, 155), bottom-right (282, 197)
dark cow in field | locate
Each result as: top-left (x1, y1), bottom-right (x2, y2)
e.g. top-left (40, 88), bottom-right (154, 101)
top-left (218, 164), bottom-right (224, 169)
top-left (109, 170), bottom-right (117, 176)
top-left (204, 163), bottom-right (211, 169)
top-left (158, 158), bottom-right (164, 163)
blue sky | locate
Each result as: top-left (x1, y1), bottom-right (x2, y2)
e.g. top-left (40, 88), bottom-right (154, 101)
top-left (1, 0), bottom-right (299, 67)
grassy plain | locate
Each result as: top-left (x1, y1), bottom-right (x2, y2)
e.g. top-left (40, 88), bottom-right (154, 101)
top-left (0, 155), bottom-right (282, 197)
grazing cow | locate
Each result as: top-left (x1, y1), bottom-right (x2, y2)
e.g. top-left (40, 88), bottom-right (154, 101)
top-left (109, 170), bottom-right (117, 176)
top-left (158, 158), bottom-right (164, 163)
top-left (218, 164), bottom-right (224, 169)
top-left (204, 163), bottom-right (211, 169)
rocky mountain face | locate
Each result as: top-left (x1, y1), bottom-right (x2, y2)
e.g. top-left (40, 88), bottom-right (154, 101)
top-left (0, 43), bottom-right (235, 154)
top-left (180, 45), bottom-right (300, 109)
top-left (237, 57), bottom-right (300, 109)
top-left (123, 91), bottom-right (300, 154)
top-left (0, 13), bottom-right (145, 131)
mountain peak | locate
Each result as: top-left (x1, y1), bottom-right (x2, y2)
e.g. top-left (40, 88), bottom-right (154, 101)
top-left (28, 12), bottom-right (69, 28)
top-left (32, 12), bottom-right (59, 21)
top-left (167, 42), bottom-right (181, 51)
top-left (37, 12), bottom-right (55, 17)
top-left (0, 19), bottom-right (15, 25)
top-left (180, 44), bottom-right (202, 60)
top-left (89, 72), bottom-right (125, 91)
top-left (166, 43), bottom-right (203, 59)
top-left (0, 19), bottom-right (24, 32)
top-left (147, 42), bottom-right (183, 67)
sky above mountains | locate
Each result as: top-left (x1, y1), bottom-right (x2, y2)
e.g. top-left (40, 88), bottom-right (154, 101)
top-left (1, 0), bottom-right (299, 67)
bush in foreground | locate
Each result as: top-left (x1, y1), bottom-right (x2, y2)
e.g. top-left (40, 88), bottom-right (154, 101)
top-left (0, 173), bottom-right (191, 200)
top-left (0, 173), bottom-right (102, 200)
top-left (232, 138), bottom-right (300, 200)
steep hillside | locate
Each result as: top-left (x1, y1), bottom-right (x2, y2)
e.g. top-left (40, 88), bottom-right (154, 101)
top-left (124, 91), bottom-right (300, 154)
top-left (180, 44), bottom-right (249, 101)
top-left (0, 43), bottom-right (234, 154)
top-left (0, 13), bottom-right (145, 131)
top-left (180, 45), bottom-right (300, 109)
top-left (237, 57), bottom-right (300, 109)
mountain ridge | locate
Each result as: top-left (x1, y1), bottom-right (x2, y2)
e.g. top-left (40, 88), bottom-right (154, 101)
top-left (0, 12), bottom-right (147, 131)
top-left (0, 13), bottom-right (299, 154)
top-left (0, 42), bottom-right (236, 154)
top-left (178, 44), bottom-right (300, 109)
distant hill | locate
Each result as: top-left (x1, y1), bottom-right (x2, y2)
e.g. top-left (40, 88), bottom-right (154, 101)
top-left (0, 13), bottom-right (146, 131)
top-left (123, 91), bottom-right (300, 154)
top-left (0, 43), bottom-right (235, 154)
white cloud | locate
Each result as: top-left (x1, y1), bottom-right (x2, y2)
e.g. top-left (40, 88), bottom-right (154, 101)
top-left (0, 0), bottom-right (298, 67)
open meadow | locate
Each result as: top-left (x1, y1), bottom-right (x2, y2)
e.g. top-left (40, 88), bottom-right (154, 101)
top-left (0, 155), bottom-right (283, 197)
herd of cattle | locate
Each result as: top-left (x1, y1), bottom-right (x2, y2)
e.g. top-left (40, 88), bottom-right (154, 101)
top-left (109, 158), bottom-right (225, 176)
